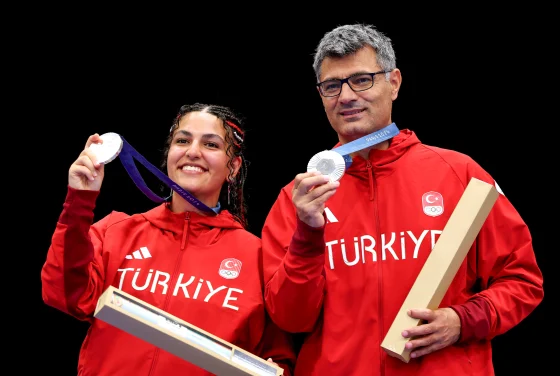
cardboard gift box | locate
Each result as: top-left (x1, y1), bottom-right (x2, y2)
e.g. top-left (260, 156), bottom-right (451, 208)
top-left (94, 285), bottom-right (284, 376)
top-left (381, 177), bottom-right (499, 362)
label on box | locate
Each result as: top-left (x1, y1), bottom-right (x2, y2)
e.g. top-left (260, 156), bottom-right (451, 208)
top-left (231, 349), bottom-right (278, 376)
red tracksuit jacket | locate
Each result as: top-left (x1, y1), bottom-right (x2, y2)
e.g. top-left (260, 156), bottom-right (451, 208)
top-left (262, 129), bottom-right (543, 376)
top-left (42, 187), bottom-right (295, 375)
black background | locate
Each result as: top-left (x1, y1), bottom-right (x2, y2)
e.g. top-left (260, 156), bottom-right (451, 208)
top-left (17, 9), bottom-right (552, 375)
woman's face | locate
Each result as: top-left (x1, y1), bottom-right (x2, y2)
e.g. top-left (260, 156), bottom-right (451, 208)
top-left (167, 111), bottom-right (240, 208)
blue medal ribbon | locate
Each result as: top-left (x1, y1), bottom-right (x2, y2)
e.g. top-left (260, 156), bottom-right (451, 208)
top-left (332, 122), bottom-right (400, 168)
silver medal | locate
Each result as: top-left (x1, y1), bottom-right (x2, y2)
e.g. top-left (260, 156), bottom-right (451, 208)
top-left (307, 150), bottom-right (346, 182)
top-left (89, 132), bottom-right (123, 164)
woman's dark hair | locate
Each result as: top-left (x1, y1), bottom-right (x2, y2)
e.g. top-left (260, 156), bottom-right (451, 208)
top-left (161, 103), bottom-right (249, 229)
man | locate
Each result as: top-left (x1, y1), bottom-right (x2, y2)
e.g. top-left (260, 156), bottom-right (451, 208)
top-left (261, 24), bottom-right (543, 375)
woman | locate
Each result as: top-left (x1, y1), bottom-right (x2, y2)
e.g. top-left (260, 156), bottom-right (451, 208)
top-left (41, 103), bottom-right (295, 375)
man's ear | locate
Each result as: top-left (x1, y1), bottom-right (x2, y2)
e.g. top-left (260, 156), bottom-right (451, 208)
top-left (390, 68), bottom-right (402, 100)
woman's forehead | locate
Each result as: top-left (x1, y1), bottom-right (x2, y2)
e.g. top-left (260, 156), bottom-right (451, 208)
top-left (178, 112), bottom-right (225, 137)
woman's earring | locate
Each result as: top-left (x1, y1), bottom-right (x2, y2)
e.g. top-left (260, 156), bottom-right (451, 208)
top-left (227, 178), bottom-right (235, 206)
top-left (164, 189), bottom-right (173, 201)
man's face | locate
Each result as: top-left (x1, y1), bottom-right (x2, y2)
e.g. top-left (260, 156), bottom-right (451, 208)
top-left (318, 45), bottom-right (401, 144)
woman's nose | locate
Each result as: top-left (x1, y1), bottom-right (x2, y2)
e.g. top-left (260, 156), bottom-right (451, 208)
top-left (185, 141), bottom-right (202, 158)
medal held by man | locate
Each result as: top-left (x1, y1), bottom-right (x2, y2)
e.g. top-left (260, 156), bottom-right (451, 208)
top-left (307, 122), bottom-right (400, 182)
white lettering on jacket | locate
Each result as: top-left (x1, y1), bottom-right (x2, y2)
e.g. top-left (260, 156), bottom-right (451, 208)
top-left (325, 229), bottom-right (442, 270)
top-left (116, 269), bottom-right (244, 311)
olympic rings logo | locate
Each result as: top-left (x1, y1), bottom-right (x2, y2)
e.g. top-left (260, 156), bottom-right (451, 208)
top-left (219, 269), bottom-right (239, 279)
top-left (424, 205), bottom-right (443, 217)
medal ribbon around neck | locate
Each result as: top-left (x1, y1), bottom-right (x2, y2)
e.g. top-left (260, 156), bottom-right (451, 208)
top-left (90, 133), bottom-right (219, 215)
top-left (307, 123), bottom-right (400, 181)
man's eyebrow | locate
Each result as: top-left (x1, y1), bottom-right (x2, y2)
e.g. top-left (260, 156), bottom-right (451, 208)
top-left (322, 71), bottom-right (373, 81)
top-left (175, 130), bottom-right (224, 142)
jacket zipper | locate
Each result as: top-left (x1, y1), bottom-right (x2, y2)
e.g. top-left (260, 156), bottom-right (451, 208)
top-left (148, 212), bottom-right (191, 376)
top-left (367, 161), bottom-right (385, 376)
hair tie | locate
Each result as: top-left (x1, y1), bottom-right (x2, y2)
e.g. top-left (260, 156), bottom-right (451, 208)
top-left (225, 120), bottom-right (244, 144)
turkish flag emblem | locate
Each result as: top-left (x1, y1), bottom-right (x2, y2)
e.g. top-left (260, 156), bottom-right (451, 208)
top-left (422, 191), bottom-right (444, 217)
top-left (219, 258), bottom-right (242, 279)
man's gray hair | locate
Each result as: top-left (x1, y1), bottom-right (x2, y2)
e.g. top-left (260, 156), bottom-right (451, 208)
top-left (313, 24), bottom-right (396, 82)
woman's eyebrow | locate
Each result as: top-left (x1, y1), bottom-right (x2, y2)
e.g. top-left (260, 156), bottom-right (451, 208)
top-left (175, 130), bottom-right (224, 142)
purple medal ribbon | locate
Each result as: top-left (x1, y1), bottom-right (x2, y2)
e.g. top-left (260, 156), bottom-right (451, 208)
top-left (117, 136), bottom-right (218, 215)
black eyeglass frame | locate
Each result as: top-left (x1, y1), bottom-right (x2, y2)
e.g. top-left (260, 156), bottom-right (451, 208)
top-left (316, 70), bottom-right (391, 97)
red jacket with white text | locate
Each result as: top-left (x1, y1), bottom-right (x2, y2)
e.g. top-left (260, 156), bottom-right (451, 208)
top-left (262, 129), bottom-right (543, 376)
top-left (42, 187), bottom-right (295, 376)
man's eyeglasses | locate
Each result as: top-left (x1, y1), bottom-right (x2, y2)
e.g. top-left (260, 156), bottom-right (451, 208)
top-left (316, 70), bottom-right (390, 97)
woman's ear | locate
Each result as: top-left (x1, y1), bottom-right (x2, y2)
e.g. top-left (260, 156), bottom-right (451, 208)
top-left (231, 156), bottom-right (242, 179)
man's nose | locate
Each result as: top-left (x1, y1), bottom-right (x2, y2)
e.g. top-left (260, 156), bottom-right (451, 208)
top-left (338, 82), bottom-right (358, 102)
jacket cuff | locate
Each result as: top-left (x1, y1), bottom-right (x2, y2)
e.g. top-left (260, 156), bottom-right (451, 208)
top-left (450, 297), bottom-right (492, 343)
top-left (59, 186), bottom-right (100, 225)
top-left (289, 217), bottom-right (325, 257)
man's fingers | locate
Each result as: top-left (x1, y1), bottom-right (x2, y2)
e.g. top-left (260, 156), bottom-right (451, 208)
top-left (294, 174), bottom-right (331, 194)
top-left (407, 309), bottom-right (433, 319)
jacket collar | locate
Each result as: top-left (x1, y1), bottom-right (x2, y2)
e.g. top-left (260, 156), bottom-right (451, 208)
top-left (140, 203), bottom-right (244, 234)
